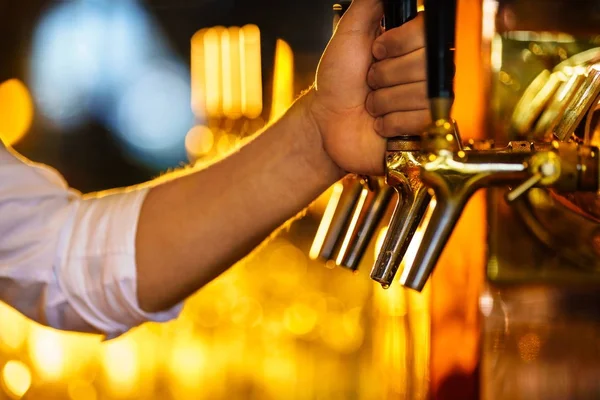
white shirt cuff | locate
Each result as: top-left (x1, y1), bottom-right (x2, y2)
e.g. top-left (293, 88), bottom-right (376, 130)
top-left (53, 186), bottom-right (184, 338)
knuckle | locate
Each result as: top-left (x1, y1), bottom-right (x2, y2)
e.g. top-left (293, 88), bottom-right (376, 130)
top-left (367, 66), bottom-right (378, 89)
top-left (366, 92), bottom-right (377, 116)
top-left (382, 114), bottom-right (402, 136)
top-left (371, 60), bottom-right (393, 88)
top-left (370, 91), bottom-right (384, 115)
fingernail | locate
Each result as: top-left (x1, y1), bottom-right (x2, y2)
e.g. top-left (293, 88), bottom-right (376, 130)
top-left (373, 42), bottom-right (387, 60)
top-left (374, 117), bottom-right (383, 132)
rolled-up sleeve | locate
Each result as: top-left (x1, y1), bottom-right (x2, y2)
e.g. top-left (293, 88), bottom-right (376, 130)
top-left (0, 145), bottom-right (182, 338)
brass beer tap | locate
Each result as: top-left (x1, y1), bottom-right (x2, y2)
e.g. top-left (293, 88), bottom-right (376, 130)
top-left (311, 0), bottom-right (418, 271)
top-left (372, 0), bottom-right (600, 292)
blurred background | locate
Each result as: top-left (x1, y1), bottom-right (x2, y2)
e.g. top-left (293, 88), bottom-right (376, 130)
top-left (0, 0), bottom-right (435, 399)
top-left (0, 0), bottom-right (485, 399)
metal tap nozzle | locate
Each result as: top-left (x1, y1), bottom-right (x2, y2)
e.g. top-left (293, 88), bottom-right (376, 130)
top-left (401, 140), bottom-right (600, 291)
top-left (309, 177), bottom-right (364, 262)
top-left (335, 178), bottom-right (394, 271)
top-left (370, 136), bottom-right (431, 288)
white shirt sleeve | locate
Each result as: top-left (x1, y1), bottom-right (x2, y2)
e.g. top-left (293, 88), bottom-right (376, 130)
top-left (0, 144), bottom-right (183, 338)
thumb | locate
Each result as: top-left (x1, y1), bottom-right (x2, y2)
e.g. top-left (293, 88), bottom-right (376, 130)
top-left (335, 0), bottom-right (384, 36)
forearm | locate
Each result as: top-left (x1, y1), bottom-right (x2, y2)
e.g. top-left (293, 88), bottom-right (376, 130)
top-left (135, 90), bottom-right (344, 312)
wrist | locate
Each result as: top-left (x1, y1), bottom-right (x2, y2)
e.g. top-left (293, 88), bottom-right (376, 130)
top-left (292, 87), bottom-right (346, 183)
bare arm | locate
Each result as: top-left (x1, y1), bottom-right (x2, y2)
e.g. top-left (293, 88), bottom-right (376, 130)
top-left (0, 0), bottom-right (426, 335)
top-left (135, 92), bottom-right (343, 312)
top-left (135, 0), bottom-right (428, 313)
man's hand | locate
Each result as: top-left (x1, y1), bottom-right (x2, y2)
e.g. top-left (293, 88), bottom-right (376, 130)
top-left (309, 0), bottom-right (429, 175)
top-left (135, 1), bottom-right (431, 314)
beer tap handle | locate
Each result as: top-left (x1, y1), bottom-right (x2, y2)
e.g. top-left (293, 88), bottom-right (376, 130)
top-left (424, 0), bottom-right (457, 123)
top-left (383, 0), bottom-right (418, 30)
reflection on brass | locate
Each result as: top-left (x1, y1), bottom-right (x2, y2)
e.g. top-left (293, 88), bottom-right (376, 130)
top-left (584, 101), bottom-right (600, 146)
top-left (553, 47), bottom-right (600, 72)
top-left (554, 67), bottom-right (600, 141)
top-left (534, 72), bottom-right (586, 139)
top-left (423, 117), bottom-right (462, 153)
top-left (336, 178), bottom-right (394, 271)
top-left (511, 69), bottom-right (552, 136)
top-left (371, 136), bottom-right (431, 288)
top-left (400, 139), bottom-right (599, 291)
top-left (372, 60), bottom-right (600, 291)
top-left (496, 55), bottom-right (600, 281)
top-left (310, 177), bottom-right (363, 261)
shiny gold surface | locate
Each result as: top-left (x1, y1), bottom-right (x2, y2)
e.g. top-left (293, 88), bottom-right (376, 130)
top-left (388, 48), bottom-right (600, 292)
top-left (371, 138), bottom-right (432, 288)
top-left (482, 4), bottom-right (600, 397)
top-left (336, 179), bottom-right (394, 270)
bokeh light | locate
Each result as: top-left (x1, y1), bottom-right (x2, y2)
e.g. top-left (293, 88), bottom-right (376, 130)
top-left (29, 0), bottom-right (192, 170)
top-left (185, 125), bottom-right (215, 161)
top-left (1, 2), bottom-right (446, 398)
top-left (113, 60), bottom-right (193, 168)
top-left (27, 325), bottom-right (66, 381)
top-left (0, 79), bottom-right (34, 146)
top-left (269, 39), bottom-right (294, 121)
top-left (101, 338), bottom-right (139, 397)
top-left (30, 1), bottom-right (167, 128)
top-left (2, 360), bottom-right (31, 399)
top-left (168, 339), bottom-right (207, 391)
top-left (68, 380), bottom-right (98, 400)
top-left (518, 333), bottom-right (543, 362)
top-left (0, 303), bottom-right (29, 352)
top-left (192, 25), bottom-right (262, 120)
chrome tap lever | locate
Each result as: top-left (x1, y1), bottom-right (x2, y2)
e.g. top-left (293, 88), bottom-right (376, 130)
top-left (395, 0), bottom-right (459, 291)
top-left (314, 0), bottom-right (419, 269)
top-left (309, 177), bottom-right (364, 261)
top-left (371, 136), bottom-right (432, 287)
top-left (402, 140), bottom-right (600, 291)
top-left (336, 179), bottom-right (394, 271)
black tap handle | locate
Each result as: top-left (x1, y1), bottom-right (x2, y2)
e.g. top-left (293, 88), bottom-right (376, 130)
top-left (383, 0), bottom-right (418, 30)
top-left (424, 0), bottom-right (457, 101)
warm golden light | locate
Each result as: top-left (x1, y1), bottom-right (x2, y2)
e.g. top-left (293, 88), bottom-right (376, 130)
top-left (309, 182), bottom-right (344, 260)
top-left (284, 302), bottom-right (318, 336)
top-left (101, 338), bottom-right (139, 396)
top-left (221, 29), bottom-right (232, 119)
top-left (240, 24), bottom-right (263, 118)
top-left (27, 326), bottom-right (66, 381)
top-left (270, 39), bottom-right (294, 122)
top-left (518, 333), bottom-right (542, 362)
top-left (482, 0), bottom-right (499, 41)
top-left (375, 226), bottom-right (389, 261)
top-left (0, 79), bottom-right (34, 146)
top-left (373, 266), bottom-right (431, 399)
top-left (169, 339), bottom-right (207, 390)
top-left (0, 303), bottom-right (28, 352)
top-left (222, 27), bottom-right (243, 119)
top-left (191, 28), bottom-right (207, 118)
top-left (192, 25), bottom-right (263, 120)
top-left (399, 199), bottom-right (436, 286)
top-left (185, 125), bottom-right (215, 160)
top-left (68, 380), bottom-right (98, 400)
top-left (203, 27), bottom-right (224, 117)
top-left (2, 360), bottom-right (31, 399)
